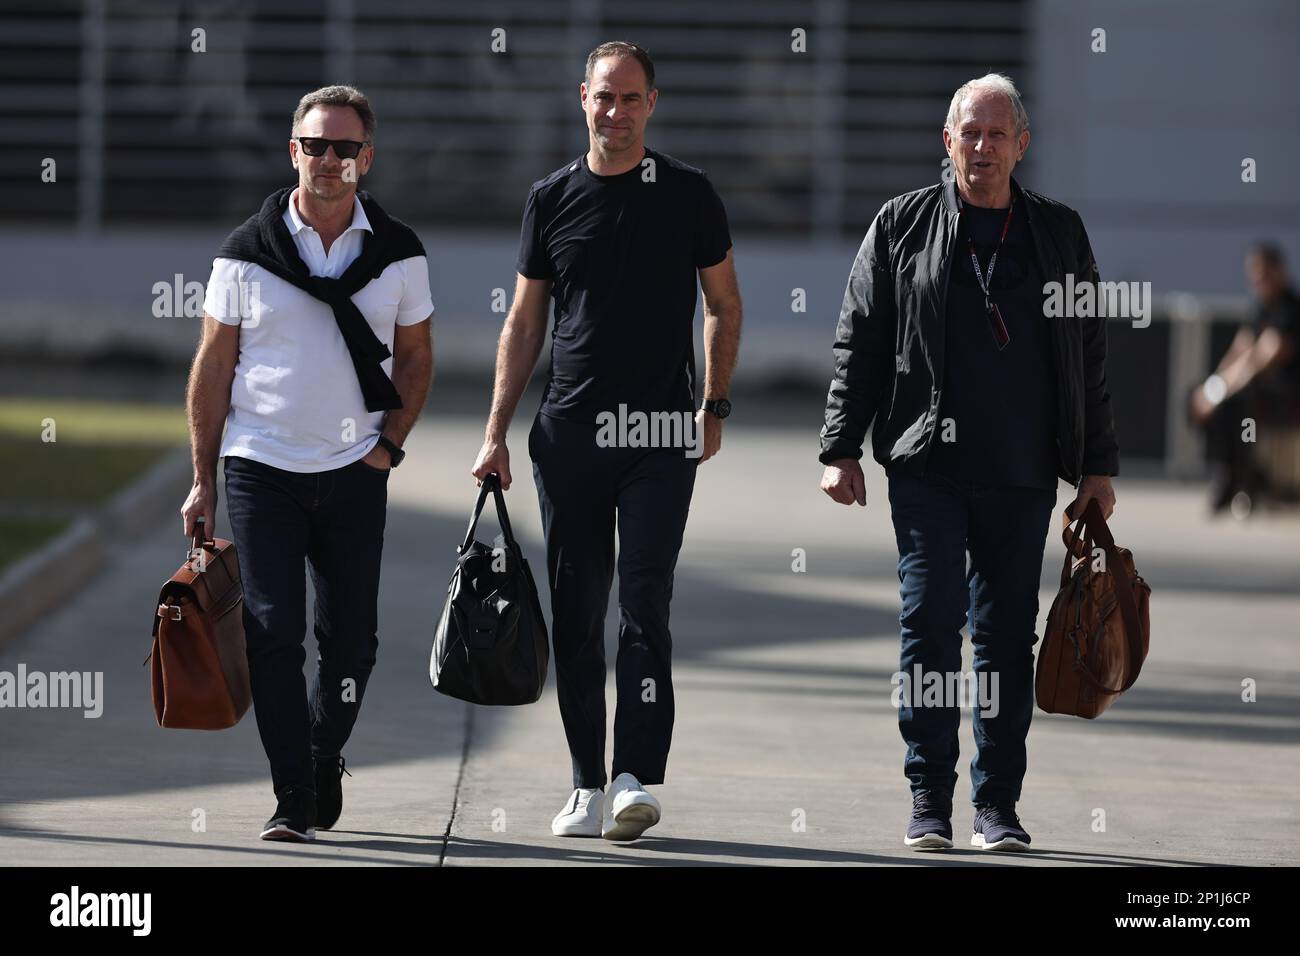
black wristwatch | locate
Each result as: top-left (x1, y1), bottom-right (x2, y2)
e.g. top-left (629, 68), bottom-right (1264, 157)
top-left (376, 436), bottom-right (405, 468)
top-left (702, 398), bottom-right (733, 420)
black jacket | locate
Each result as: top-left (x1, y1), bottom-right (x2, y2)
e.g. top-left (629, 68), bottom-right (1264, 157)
top-left (818, 177), bottom-right (1119, 487)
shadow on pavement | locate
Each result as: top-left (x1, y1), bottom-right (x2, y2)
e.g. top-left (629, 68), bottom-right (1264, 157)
top-left (440, 835), bottom-right (1223, 867)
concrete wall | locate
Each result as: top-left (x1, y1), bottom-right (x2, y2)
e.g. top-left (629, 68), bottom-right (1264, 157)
top-left (1028, 0), bottom-right (1299, 293)
top-left (0, 227), bottom-right (858, 388)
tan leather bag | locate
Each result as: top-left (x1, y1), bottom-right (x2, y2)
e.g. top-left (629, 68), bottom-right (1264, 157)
top-left (147, 518), bottom-right (251, 729)
top-left (1036, 499), bottom-right (1151, 719)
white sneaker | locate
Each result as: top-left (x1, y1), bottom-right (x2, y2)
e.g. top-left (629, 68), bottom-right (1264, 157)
top-left (551, 787), bottom-right (604, 837)
top-left (601, 772), bottom-right (661, 842)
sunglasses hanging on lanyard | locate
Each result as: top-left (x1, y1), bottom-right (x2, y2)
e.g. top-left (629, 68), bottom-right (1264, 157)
top-left (960, 197), bottom-right (1014, 351)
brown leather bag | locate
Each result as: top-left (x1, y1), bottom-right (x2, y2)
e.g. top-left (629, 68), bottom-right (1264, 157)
top-left (147, 518), bottom-right (252, 729)
top-left (1036, 498), bottom-right (1151, 719)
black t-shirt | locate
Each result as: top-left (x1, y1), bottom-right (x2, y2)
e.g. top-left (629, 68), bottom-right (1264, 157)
top-left (925, 200), bottom-right (1058, 490)
top-left (1253, 285), bottom-right (1300, 398)
top-left (516, 147), bottom-right (732, 421)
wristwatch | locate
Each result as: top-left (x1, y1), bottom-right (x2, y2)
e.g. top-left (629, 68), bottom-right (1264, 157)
top-left (376, 435), bottom-right (405, 468)
top-left (702, 398), bottom-right (733, 420)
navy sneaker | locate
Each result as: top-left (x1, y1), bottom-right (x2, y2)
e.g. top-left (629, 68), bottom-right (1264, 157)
top-left (313, 754), bottom-right (352, 831)
top-left (259, 786), bottom-right (317, 842)
top-left (904, 790), bottom-right (954, 850)
top-left (971, 803), bottom-right (1031, 851)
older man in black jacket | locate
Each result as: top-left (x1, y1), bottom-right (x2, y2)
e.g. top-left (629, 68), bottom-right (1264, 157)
top-left (819, 74), bottom-right (1119, 853)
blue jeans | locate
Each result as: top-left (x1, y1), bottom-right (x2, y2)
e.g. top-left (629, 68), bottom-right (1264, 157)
top-left (886, 468), bottom-right (1056, 806)
top-left (222, 454), bottom-right (389, 796)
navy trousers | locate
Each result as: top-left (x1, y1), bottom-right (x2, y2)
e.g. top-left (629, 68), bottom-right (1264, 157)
top-left (222, 454), bottom-right (389, 796)
top-left (886, 468), bottom-right (1056, 806)
top-left (529, 412), bottom-right (698, 790)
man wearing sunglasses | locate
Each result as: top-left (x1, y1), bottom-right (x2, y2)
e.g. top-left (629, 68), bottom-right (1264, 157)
top-left (182, 85), bottom-right (433, 842)
top-left (819, 74), bottom-right (1119, 853)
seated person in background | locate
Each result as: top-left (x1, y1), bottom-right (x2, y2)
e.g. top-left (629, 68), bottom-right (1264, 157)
top-left (1189, 242), bottom-right (1300, 512)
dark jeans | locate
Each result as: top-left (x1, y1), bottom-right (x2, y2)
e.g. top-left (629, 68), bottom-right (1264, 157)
top-left (222, 454), bottom-right (389, 796)
top-left (529, 412), bottom-right (698, 790)
top-left (886, 468), bottom-right (1056, 806)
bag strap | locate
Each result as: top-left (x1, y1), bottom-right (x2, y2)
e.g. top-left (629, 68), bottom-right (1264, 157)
top-left (458, 474), bottom-right (520, 554)
top-left (1059, 504), bottom-right (1088, 585)
top-left (1057, 498), bottom-right (1147, 695)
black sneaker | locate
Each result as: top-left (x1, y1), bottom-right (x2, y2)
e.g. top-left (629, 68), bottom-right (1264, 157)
top-left (313, 754), bottom-right (352, 831)
top-left (971, 803), bottom-right (1032, 851)
top-left (904, 790), bottom-right (953, 850)
top-left (259, 786), bottom-right (317, 842)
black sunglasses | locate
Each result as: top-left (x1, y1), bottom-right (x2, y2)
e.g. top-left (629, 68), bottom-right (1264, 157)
top-left (295, 137), bottom-right (369, 160)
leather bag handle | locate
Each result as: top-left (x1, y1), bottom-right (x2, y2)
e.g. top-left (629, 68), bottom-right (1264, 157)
top-left (1058, 498), bottom-right (1147, 694)
top-left (187, 516), bottom-right (216, 567)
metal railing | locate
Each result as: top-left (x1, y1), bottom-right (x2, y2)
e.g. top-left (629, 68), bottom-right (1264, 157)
top-left (0, 0), bottom-right (1029, 234)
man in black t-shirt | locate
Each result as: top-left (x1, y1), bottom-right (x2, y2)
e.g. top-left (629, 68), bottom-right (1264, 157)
top-left (1190, 242), bottom-right (1300, 511)
top-left (924, 197), bottom-right (1058, 491)
top-left (471, 41), bottom-right (742, 842)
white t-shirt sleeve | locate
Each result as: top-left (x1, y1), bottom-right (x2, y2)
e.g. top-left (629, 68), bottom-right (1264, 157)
top-left (395, 255), bottom-right (435, 326)
top-left (203, 257), bottom-right (247, 326)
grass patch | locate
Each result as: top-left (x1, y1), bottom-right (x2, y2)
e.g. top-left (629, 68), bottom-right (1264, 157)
top-left (0, 398), bottom-right (188, 444)
top-left (0, 437), bottom-right (177, 505)
top-left (0, 398), bottom-right (186, 571)
top-left (0, 518), bottom-right (72, 571)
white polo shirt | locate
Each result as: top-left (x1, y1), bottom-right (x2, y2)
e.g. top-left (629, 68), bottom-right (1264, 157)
top-left (204, 188), bottom-right (434, 473)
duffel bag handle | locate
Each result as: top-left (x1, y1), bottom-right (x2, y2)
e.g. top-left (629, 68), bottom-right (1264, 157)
top-left (459, 473), bottom-right (521, 554)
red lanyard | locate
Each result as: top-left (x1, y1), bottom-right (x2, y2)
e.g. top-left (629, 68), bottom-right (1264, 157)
top-left (967, 203), bottom-right (1013, 300)
top-left (960, 199), bottom-right (1014, 350)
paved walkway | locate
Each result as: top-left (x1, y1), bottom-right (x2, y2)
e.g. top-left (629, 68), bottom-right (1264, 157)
top-left (2, 406), bottom-right (1297, 866)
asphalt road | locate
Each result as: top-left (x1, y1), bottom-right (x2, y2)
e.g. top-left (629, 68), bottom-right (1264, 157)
top-left (2, 401), bottom-right (1297, 866)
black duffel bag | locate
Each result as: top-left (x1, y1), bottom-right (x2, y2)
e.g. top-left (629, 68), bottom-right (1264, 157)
top-left (430, 473), bottom-right (549, 704)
